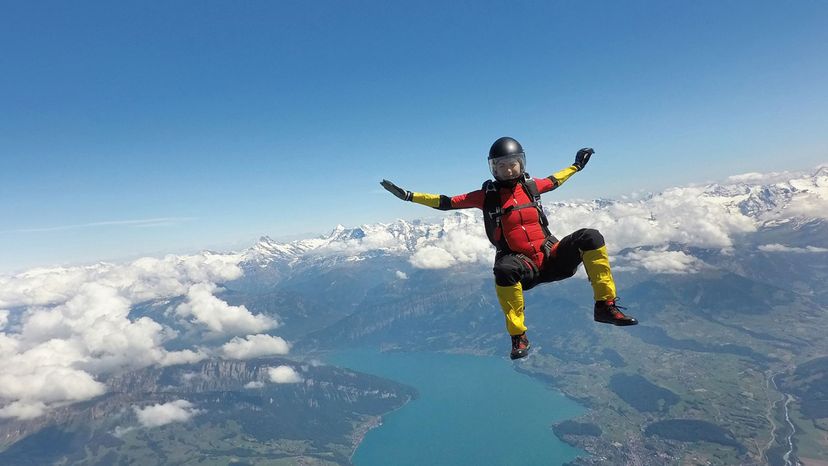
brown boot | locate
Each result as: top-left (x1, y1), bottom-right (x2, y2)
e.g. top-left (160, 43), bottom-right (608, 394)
top-left (510, 333), bottom-right (531, 360)
top-left (594, 299), bottom-right (638, 326)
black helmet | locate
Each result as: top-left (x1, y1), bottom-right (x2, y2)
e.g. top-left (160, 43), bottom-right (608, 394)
top-left (489, 137), bottom-right (524, 160)
top-left (488, 137), bottom-right (526, 181)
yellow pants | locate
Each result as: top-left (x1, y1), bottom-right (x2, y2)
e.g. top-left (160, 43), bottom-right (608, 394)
top-left (494, 246), bottom-right (616, 334)
top-left (582, 245), bottom-right (616, 302)
top-left (496, 282), bottom-right (526, 336)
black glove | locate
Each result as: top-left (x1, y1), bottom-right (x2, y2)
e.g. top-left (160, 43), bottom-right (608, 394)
top-left (381, 179), bottom-right (413, 201)
top-left (573, 148), bottom-right (594, 171)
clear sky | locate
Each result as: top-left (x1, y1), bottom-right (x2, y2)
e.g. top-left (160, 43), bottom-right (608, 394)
top-left (1, 0), bottom-right (827, 272)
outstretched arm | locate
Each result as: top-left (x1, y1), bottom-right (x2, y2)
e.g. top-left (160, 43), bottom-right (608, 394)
top-left (380, 180), bottom-right (484, 210)
top-left (537, 148), bottom-right (594, 194)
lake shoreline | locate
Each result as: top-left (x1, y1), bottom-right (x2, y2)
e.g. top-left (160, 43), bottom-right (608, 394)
top-left (349, 395), bottom-right (415, 463)
top-left (331, 348), bottom-right (587, 465)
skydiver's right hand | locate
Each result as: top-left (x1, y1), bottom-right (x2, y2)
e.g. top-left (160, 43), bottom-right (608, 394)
top-left (381, 179), bottom-right (413, 201)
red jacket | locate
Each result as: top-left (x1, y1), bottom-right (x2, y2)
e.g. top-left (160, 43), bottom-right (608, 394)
top-left (450, 177), bottom-right (558, 268)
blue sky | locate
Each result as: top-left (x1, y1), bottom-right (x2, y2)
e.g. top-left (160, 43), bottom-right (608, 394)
top-left (1, 0), bottom-right (826, 272)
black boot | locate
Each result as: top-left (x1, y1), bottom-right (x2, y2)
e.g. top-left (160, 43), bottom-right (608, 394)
top-left (594, 299), bottom-right (638, 326)
top-left (510, 333), bottom-right (531, 360)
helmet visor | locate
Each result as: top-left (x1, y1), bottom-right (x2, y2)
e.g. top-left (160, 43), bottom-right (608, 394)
top-left (489, 153), bottom-right (526, 181)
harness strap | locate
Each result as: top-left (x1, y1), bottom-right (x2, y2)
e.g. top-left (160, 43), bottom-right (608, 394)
top-left (483, 180), bottom-right (508, 251)
top-left (497, 201), bottom-right (540, 218)
top-left (483, 174), bottom-right (555, 252)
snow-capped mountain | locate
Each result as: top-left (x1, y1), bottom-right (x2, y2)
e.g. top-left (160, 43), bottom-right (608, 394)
top-left (708, 165), bottom-right (828, 223)
top-left (244, 212), bottom-right (487, 268)
top-left (247, 235), bottom-right (327, 266)
top-left (243, 166), bottom-right (828, 271)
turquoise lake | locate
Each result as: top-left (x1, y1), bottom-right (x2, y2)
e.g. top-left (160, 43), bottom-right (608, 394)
top-left (328, 350), bottom-right (586, 466)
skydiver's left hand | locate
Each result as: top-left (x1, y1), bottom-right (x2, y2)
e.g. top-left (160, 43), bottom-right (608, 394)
top-left (381, 179), bottom-right (413, 201)
top-left (573, 148), bottom-right (594, 171)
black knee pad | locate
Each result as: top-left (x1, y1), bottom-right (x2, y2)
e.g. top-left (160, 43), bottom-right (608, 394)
top-left (576, 228), bottom-right (605, 251)
top-left (493, 255), bottom-right (535, 287)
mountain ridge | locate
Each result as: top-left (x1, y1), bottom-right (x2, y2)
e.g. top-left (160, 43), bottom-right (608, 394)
top-left (241, 166), bottom-right (827, 277)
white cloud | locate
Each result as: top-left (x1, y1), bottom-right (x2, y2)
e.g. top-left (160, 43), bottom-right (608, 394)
top-left (133, 400), bottom-right (201, 428)
top-left (548, 187), bottom-right (757, 251)
top-left (409, 246), bottom-right (457, 269)
top-left (726, 171), bottom-right (793, 184)
top-left (0, 250), bottom-right (288, 421)
top-left (0, 333), bottom-right (17, 355)
top-left (244, 381), bottom-right (265, 389)
top-left (221, 334), bottom-right (290, 360)
top-left (0, 252), bottom-right (244, 309)
top-left (758, 243), bottom-right (828, 253)
top-left (175, 282), bottom-right (277, 336)
top-left (784, 192), bottom-right (828, 219)
top-left (395, 271), bottom-right (408, 279)
top-left (11, 283), bottom-right (202, 376)
top-left (434, 230), bottom-right (494, 264)
top-left (268, 365), bottom-right (303, 384)
top-left (0, 401), bottom-right (47, 420)
top-left (0, 364), bottom-right (106, 419)
top-left (620, 249), bottom-right (706, 274)
top-left (408, 229), bottom-right (494, 270)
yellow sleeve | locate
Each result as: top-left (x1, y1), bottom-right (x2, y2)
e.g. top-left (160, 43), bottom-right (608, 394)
top-left (550, 165), bottom-right (579, 187)
top-left (411, 192), bottom-right (442, 208)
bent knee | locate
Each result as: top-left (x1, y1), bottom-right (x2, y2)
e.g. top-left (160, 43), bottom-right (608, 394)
top-left (493, 256), bottom-right (529, 286)
top-left (576, 228), bottom-right (605, 251)
top-left (493, 265), bottom-right (521, 286)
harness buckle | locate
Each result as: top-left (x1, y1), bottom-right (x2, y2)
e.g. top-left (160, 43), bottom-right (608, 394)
top-left (541, 236), bottom-right (559, 262)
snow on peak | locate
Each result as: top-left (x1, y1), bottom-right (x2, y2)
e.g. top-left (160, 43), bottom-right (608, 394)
top-left (245, 166), bottom-right (827, 269)
top-left (243, 211), bottom-right (491, 269)
top-left (720, 166), bottom-right (828, 222)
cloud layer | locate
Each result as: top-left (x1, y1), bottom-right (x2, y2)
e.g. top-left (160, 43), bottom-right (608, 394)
top-left (0, 252), bottom-right (245, 309)
top-left (399, 187), bottom-right (756, 273)
top-left (546, 187), bottom-right (757, 251)
top-left (616, 249), bottom-right (707, 274)
top-left (0, 252), bottom-right (285, 420)
top-left (758, 244), bottom-right (828, 253)
top-left (397, 168), bottom-right (827, 272)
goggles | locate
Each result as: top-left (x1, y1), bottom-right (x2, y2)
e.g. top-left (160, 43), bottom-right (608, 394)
top-left (489, 153), bottom-right (526, 181)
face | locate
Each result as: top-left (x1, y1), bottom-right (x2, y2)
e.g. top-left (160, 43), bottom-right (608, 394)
top-left (495, 158), bottom-right (522, 180)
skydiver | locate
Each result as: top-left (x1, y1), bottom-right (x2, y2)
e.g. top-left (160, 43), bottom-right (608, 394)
top-left (381, 137), bottom-right (638, 360)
